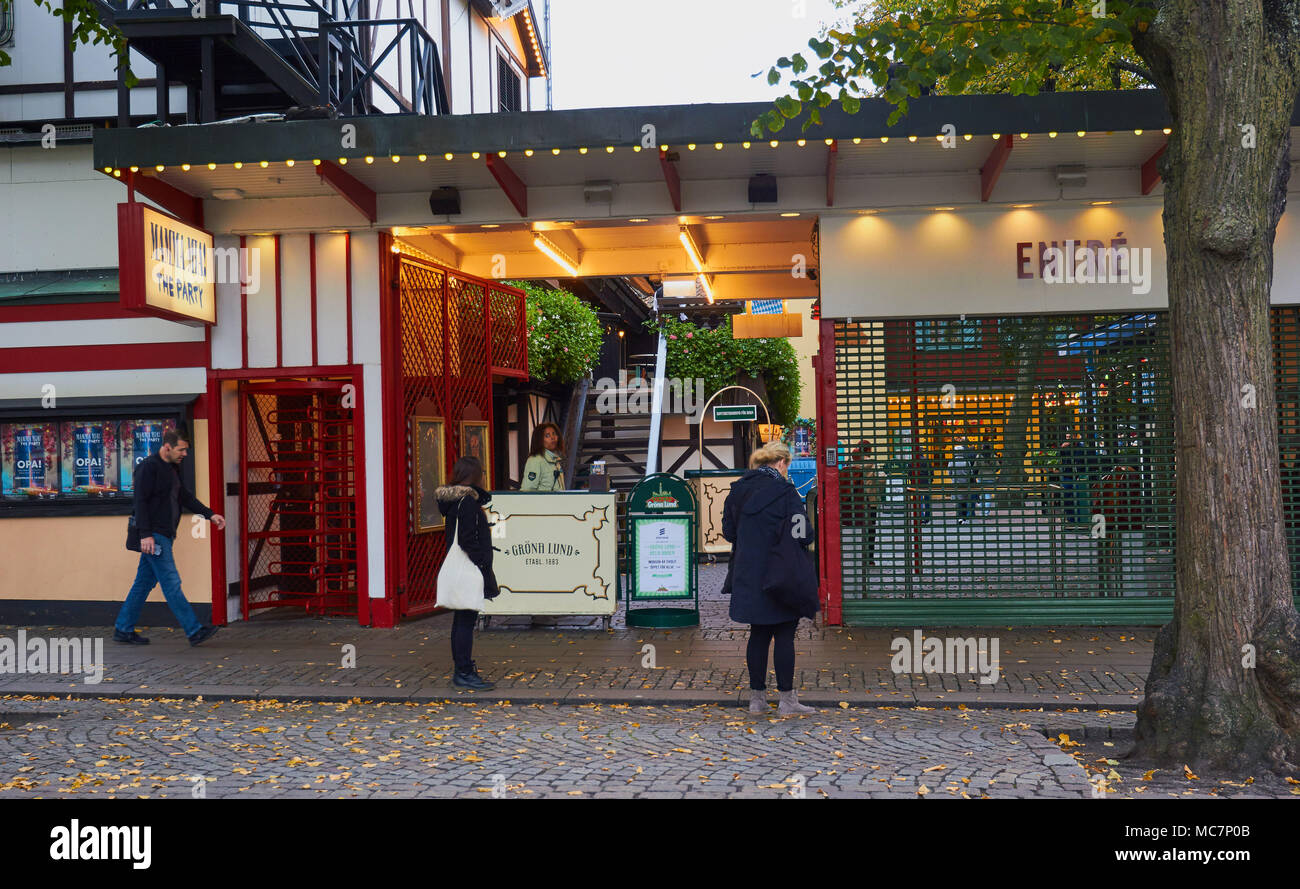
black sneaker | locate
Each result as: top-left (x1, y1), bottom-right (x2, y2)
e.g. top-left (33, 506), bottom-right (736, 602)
top-left (188, 625), bottom-right (220, 647)
top-left (113, 629), bottom-right (150, 645)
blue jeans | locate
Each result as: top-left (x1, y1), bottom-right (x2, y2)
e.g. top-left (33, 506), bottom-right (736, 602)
top-left (115, 534), bottom-right (202, 638)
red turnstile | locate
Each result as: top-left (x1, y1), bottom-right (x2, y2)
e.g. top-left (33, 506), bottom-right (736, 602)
top-left (238, 380), bottom-right (359, 619)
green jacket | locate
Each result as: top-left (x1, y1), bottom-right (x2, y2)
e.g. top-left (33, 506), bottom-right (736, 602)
top-left (521, 450), bottom-right (565, 491)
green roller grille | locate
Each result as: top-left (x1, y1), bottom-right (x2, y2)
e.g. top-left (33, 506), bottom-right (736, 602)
top-left (834, 313), bottom-right (1179, 618)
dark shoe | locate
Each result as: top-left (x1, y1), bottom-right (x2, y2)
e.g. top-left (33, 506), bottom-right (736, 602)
top-left (113, 629), bottom-right (150, 645)
top-left (452, 661), bottom-right (495, 690)
top-left (188, 625), bottom-right (220, 647)
top-left (453, 671), bottom-right (495, 690)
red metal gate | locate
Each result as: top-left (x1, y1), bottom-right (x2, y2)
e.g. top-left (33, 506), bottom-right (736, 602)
top-left (386, 247), bottom-right (528, 619)
top-left (238, 379), bottom-right (359, 619)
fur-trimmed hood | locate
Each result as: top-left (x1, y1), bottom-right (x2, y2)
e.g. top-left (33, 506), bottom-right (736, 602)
top-left (435, 483), bottom-right (490, 515)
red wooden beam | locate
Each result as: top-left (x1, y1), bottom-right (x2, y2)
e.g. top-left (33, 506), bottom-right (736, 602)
top-left (979, 134), bottom-right (1014, 202)
top-left (825, 139), bottom-right (838, 207)
top-left (485, 153), bottom-right (528, 217)
top-left (659, 147), bottom-right (682, 213)
top-left (111, 169), bottom-right (204, 227)
top-left (1141, 141), bottom-right (1168, 195)
top-left (316, 160), bottom-right (377, 222)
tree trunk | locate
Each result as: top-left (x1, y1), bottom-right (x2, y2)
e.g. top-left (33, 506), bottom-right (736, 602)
top-left (1131, 0), bottom-right (1300, 772)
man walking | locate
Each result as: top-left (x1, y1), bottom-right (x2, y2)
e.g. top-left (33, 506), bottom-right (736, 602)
top-left (114, 430), bottom-right (224, 646)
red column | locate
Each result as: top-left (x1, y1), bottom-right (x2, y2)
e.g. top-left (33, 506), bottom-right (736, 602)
top-left (815, 318), bottom-right (843, 624)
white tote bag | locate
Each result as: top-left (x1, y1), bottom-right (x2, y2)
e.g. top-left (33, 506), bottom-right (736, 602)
top-left (436, 500), bottom-right (486, 611)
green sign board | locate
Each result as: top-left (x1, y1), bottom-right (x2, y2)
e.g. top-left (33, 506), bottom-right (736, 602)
top-left (713, 404), bottom-right (758, 422)
top-left (626, 473), bottom-right (699, 626)
top-left (635, 516), bottom-right (691, 598)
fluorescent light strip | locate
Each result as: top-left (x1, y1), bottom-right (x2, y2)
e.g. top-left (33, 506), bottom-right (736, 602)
top-left (678, 226), bottom-right (705, 273)
top-left (697, 273), bottom-right (714, 304)
top-left (533, 234), bottom-right (578, 276)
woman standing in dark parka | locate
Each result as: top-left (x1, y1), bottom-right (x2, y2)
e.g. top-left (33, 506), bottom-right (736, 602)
top-left (436, 456), bottom-right (498, 690)
top-left (723, 441), bottom-right (819, 716)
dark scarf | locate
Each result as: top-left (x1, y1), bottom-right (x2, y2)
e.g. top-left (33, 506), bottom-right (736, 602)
top-left (758, 464), bottom-right (785, 482)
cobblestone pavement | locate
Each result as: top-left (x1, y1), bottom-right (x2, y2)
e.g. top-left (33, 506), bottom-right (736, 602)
top-left (0, 566), bottom-right (1153, 708)
top-left (0, 697), bottom-right (1102, 799)
top-left (1, 697), bottom-right (1292, 799)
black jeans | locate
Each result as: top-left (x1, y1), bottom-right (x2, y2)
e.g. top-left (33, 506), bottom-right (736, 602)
top-left (450, 610), bottom-right (478, 672)
top-left (747, 620), bottom-right (798, 691)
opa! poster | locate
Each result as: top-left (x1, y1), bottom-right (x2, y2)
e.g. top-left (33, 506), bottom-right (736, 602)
top-left (119, 418), bottom-right (177, 493)
top-left (1, 422), bottom-right (59, 499)
top-left (59, 420), bottom-right (119, 497)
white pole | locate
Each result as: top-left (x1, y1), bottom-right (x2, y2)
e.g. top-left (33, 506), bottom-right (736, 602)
top-left (646, 288), bottom-right (666, 475)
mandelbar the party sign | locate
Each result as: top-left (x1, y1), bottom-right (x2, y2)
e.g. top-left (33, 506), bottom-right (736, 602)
top-left (117, 203), bottom-right (216, 325)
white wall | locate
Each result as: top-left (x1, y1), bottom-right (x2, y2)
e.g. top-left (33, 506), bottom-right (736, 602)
top-left (0, 145), bottom-right (133, 272)
top-left (821, 203), bottom-right (1175, 318)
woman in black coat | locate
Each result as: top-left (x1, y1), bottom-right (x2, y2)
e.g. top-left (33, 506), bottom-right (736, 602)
top-left (723, 441), bottom-right (819, 716)
top-left (436, 456), bottom-right (499, 690)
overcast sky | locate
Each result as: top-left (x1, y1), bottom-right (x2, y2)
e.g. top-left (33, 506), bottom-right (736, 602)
top-left (545, 0), bottom-right (849, 109)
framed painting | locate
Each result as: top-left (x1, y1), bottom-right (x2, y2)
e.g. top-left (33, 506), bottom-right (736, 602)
top-left (412, 416), bottom-right (446, 533)
top-left (460, 420), bottom-right (491, 489)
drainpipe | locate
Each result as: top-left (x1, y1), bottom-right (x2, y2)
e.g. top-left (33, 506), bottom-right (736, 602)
top-left (645, 286), bottom-right (666, 475)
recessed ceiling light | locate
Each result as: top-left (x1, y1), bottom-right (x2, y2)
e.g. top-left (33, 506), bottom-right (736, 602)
top-left (629, 217), bottom-right (649, 223)
top-left (1090, 200), bottom-right (1113, 206)
top-left (779, 212), bottom-right (800, 217)
top-left (1011, 203), bottom-right (1036, 208)
top-left (481, 223), bottom-right (501, 228)
top-left (933, 206), bottom-right (956, 211)
top-left (704, 215), bottom-right (724, 220)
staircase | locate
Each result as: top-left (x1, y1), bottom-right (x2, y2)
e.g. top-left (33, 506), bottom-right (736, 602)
top-left (571, 386), bottom-right (656, 492)
top-left (95, 0), bottom-right (448, 122)
top-left (566, 384), bottom-right (657, 554)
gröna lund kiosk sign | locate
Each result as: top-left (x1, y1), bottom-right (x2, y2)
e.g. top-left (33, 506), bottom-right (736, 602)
top-left (117, 203), bottom-right (217, 325)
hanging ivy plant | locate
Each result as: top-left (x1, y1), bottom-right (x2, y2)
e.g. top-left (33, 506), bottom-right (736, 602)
top-left (509, 280), bottom-right (602, 384)
top-left (647, 315), bottom-right (801, 425)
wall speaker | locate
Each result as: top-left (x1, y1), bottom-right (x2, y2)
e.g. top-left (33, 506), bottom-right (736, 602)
top-left (748, 173), bottom-right (778, 203)
top-left (429, 186), bottom-right (461, 215)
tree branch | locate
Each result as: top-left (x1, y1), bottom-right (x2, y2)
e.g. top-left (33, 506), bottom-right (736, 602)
top-left (1110, 59), bottom-right (1158, 86)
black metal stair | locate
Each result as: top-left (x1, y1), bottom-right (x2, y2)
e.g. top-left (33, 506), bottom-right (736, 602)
top-left (95, 0), bottom-right (448, 122)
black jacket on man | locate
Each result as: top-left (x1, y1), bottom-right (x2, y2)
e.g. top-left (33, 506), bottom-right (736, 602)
top-left (436, 484), bottom-right (500, 599)
top-left (133, 452), bottom-right (213, 539)
top-left (722, 469), bottom-right (817, 624)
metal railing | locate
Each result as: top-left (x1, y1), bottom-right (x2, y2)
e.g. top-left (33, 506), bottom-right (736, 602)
top-left (101, 0), bottom-right (447, 116)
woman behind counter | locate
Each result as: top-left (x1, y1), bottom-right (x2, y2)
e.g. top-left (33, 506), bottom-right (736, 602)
top-left (521, 423), bottom-right (566, 491)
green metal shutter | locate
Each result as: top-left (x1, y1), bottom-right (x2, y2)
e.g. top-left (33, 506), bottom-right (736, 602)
top-left (834, 313), bottom-right (1178, 625)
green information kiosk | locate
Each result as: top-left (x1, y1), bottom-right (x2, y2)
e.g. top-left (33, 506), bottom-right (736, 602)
top-left (625, 473), bottom-right (700, 628)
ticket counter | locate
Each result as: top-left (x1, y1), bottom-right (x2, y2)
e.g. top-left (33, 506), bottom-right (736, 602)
top-left (481, 491), bottom-right (619, 625)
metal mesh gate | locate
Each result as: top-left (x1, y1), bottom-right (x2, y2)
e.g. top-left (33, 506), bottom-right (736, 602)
top-left (238, 381), bottom-right (358, 618)
top-left (1273, 306), bottom-right (1300, 594)
top-left (393, 253), bottom-right (528, 617)
top-left (834, 313), bottom-right (1176, 602)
